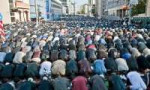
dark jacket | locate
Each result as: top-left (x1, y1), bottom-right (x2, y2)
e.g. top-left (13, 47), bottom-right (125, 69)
top-left (17, 81), bottom-right (36, 90)
top-left (38, 80), bottom-right (53, 90)
top-left (52, 77), bottom-right (70, 90)
top-left (0, 83), bottom-right (14, 90)
top-left (109, 74), bottom-right (126, 90)
top-left (104, 58), bottom-right (118, 72)
top-left (90, 75), bottom-right (107, 90)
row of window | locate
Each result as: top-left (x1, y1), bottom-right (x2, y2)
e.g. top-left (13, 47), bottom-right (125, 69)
top-left (107, 0), bottom-right (126, 9)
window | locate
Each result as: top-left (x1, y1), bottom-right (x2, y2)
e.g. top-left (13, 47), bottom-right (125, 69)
top-left (11, 17), bottom-right (15, 22)
top-left (10, 12), bottom-right (14, 16)
top-left (9, 0), bottom-right (13, 3)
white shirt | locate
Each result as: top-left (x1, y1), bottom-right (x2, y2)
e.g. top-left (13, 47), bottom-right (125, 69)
top-left (0, 52), bottom-right (6, 63)
top-left (127, 71), bottom-right (147, 90)
top-left (13, 52), bottom-right (26, 63)
top-left (115, 58), bottom-right (129, 71)
top-left (39, 40), bottom-right (46, 48)
top-left (39, 61), bottom-right (52, 76)
top-left (95, 35), bottom-right (100, 41)
top-left (143, 48), bottom-right (150, 57)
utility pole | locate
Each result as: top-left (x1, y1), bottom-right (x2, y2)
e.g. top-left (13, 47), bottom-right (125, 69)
top-left (129, 2), bottom-right (132, 25)
top-left (34, 0), bottom-right (38, 26)
top-left (127, 0), bottom-right (138, 25)
top-left (72, 0), bottom-right (75, 15)
top-left (74, 2), bottom-right (75, 15)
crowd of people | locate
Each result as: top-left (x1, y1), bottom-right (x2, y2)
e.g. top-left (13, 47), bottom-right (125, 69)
top-left (0, 17), bottom-right (150, 90)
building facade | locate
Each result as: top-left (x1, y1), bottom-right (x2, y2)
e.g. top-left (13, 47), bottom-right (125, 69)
top-left (60, 0), bottom-right (75, 15)
top-left (10, 0), bottom-right (30, 22)
top-left (60, 0), bottom-right (73, 15)
top-left (30, 0), bottom-right (46, 20)
top-left (0, 0), bottom-right (30, 24)
top-left (82, 4), bottom-right (89, 16)
top-left (95, 0), bottom-right (106, 18)
top-left (30, 0), bottom-right (62, 21)
top-left (146, 0), bottom-right (150, 16)
top-left (0, 0), bottom-right (11, 24)
top-left (105, 0), bottom-right (128, 19)
top-left (88, 0), bottom-right (96, 16)
top-left (51, 0), bottom-right (62, 20)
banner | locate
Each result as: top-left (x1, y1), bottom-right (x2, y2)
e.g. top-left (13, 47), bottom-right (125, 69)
top-left (0, 13), bottom-right (5, 42)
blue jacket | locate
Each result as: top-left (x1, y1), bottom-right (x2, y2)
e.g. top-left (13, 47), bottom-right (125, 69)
top-left (93, 59), bottom-right (107, 75)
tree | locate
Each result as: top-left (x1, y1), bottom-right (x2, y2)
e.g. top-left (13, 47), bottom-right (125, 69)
top-left (81, 8), bottom-right (85, 14)
top-left (132, 0), bottom-right (147, 16)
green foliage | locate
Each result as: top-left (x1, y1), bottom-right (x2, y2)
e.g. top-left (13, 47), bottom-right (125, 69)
top-left (132, 0), bottom-right (147, 16)
top-left (81, 8), bottom-right (85, 14)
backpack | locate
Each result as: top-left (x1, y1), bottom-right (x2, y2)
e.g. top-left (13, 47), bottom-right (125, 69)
top-left (66, 59), bottom-right (78, 78)
top-left (59, 49), bottom-right (68, 60)
top-left (4, 52), bottom-right (14, 63)
top-left (13, 63), bottom-right (26, 78)
top-left (0, 64), bottom-right (14, 78)
top-left (77, 50), bottom-right (86, 61)
top-left (78, 59), bottom-right (92, 77)
top-left (25, 63), bottom-right (39, 78)
top-left (50, 50), bottom-right (59, 62)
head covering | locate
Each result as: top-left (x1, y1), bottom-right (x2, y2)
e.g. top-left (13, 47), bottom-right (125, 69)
top-left (108, 48), bottom-right (118, 58)
top-left (136, 56), bottom-right (150, 70)
top-left (115, 58), bottom-right (129, 71)
top-left (130, 48), bottom-right (141, 58)
top-left (127, 71), bottom-right (147, 90)
top-left (143, 48), bottom-right (150, 57)
top-left (51, 60), bottom-right (66, 76)
top-left (131, 39), bottom-right (138, 47)
top-left (72, 76), bottom-right (88, 90)
top-left (138, 42), bottom-right (147, 52)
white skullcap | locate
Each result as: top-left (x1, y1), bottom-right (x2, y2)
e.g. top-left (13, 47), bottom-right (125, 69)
top-left (32, 35), bottom-right (37, 38)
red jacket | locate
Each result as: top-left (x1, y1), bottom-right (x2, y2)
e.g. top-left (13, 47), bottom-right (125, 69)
top-left (72, 76), bottom-right (88, 90)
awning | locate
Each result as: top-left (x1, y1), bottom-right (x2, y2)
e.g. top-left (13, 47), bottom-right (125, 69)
top-left (15, 1), bottom-right (29, 9)
top-left (122, 5), bottom-right (130, 10)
